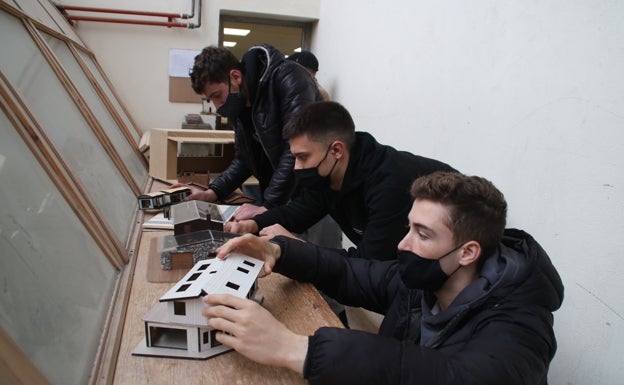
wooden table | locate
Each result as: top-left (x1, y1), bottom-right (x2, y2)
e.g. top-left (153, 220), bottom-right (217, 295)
top-left (113, 230), bottom-right (342, 385)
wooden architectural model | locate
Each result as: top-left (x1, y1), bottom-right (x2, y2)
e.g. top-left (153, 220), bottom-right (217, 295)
top-left (158, 229), bottom-right (239, 270)
top-left (137, 186), bottom-right (191, 210)
top-left (171, 200), bottom-right (238, 233)
top-left (133, 253), bottom-right (263, 359)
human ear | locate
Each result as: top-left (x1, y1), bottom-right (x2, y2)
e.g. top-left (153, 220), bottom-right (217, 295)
top-left (229, 69), bottom-right (243, 86)
top-left (459, 240), bottom-right (481, 266)
top-left (330, 141), bottom-right (346, 159)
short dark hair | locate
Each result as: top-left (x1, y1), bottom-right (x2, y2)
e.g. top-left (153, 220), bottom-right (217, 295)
top-left (283, 101), bottom-right (356, 149)
top-left (410, 172), bottom-right (507, 259)
top-left (190, 46), bottom-right (240, 94)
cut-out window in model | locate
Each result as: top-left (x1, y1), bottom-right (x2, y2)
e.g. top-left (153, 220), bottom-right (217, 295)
top-left (173, 301), bottom-right (186, 316)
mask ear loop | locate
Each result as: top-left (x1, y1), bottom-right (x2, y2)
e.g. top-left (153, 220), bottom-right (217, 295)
top-left (318, 143), bottom-right (340, 178)
top-left (441, 243), bottom-right (466, 278)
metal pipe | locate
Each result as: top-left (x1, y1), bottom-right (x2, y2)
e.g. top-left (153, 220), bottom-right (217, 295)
top-left (58, 0), bottom-right (201, 29)
top-left (59, 5), bottom-right (184, 19)
top-left (66, 16), bottom-right (189, 28)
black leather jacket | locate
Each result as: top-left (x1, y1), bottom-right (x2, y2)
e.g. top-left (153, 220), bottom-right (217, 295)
top-left (209, 44), bottom-right (322, 207)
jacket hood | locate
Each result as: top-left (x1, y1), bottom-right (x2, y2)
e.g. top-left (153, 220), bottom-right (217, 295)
top-left (421, 228), bottom-right (564, 341)
top-left (341, 132), bottom-right (387, 193)
top-left (240, 44), bottom-right (286, 103)
top-left (484, 228), bottom-right (564, 311)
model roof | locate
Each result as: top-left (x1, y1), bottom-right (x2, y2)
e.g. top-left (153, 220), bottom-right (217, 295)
top-left (160, 253), bottom-right (262, 301)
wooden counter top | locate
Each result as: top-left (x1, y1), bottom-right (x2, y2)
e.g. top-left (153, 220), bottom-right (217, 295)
top-left (112, 230), bottom-right (342, 385)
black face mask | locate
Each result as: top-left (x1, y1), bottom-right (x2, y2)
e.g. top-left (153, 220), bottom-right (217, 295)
top-left (216, 80), bottom-right (245, 120)
top-left (397, 245), bottom-right (463, 291)
top-left (293, 144), bottom-right (338, 190)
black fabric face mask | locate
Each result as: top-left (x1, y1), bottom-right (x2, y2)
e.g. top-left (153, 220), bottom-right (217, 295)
top-left (397, 245), bottom-right (463, 291)
top-left (293, 144), bottom-right (338, 190)
top-left (217, 91), bottom-right (245, 120)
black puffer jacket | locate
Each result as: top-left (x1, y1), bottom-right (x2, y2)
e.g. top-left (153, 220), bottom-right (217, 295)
top-left (254, 132), bottom-right (456, 260)
top-left (209, 44), bottom-right (321, 207)
top-left (271, 229), bottom-right (564, 385)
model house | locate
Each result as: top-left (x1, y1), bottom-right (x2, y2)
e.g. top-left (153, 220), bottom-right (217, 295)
top-left (133, 253), bottom-right (263, 359)
top-left (171, 200), bottom-right (239, 234)
top-left (158, 229), bottom-right (239, 270)
top-left (137, 186), bottom-right (191, 210)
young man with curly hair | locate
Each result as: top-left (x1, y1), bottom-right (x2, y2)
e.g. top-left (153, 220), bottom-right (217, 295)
top-left (179, 44), bottom-right (322, 218)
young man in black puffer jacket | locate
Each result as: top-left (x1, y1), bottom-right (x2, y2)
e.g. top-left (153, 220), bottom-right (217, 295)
top-left (204, 171), bottom-right (564, 385)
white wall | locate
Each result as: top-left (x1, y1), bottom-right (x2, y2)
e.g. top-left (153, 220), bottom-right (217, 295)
top-left (60, 0), bottom-right (320, 131)
top-left (62, 0), bottom-right (623, 383)
top-left (312, 1), bottom-right (624, 384)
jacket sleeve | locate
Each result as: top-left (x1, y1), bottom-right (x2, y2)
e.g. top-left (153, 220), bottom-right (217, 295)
top-left (304, 311), bottom-right (554, 385)
top-left (260, 64), bottom-right (322, 207)
top-left (271, 236), bottom-right (398, 313)
top-left (208, 126), bottom-right (253, 200)
top-left (253, 189), bottom-right (328, 232)
top-left (261, 144), bottom-right (294, 208)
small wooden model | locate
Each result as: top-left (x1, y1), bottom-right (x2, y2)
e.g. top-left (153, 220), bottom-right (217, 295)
top-left (133, 253), bottom-right (263, 359)
top-left (137, 186), bottom-right (191, 210)
top-left (158, 229), bottom-right (239, 270)
top-left (171, 200), bottom-right (238, 234)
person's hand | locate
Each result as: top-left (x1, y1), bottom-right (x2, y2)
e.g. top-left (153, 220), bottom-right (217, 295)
top-left (170, 183), bottom-right (217, 202)
top-left (224, 219), bottom-right (259, 235)
top-left (259, 224), bottom-right (303, 242)
top-left (216, 233), bottom-right (280, 276)
top-left (232, 203), bottom-right (268, 221)
top-left (203, 294), bottom-right (307, 374)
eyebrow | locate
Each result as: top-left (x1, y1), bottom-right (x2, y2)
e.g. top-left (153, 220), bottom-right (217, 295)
top-left (412, 222), bottom-right (434, 233)
top-left (291, 150), bottom-right (309, 158)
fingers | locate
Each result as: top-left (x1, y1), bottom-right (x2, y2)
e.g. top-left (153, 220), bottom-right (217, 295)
top-left (216, 233), bottom-right (258, 258)
top-left (203, 293), bottom-right (248, 309)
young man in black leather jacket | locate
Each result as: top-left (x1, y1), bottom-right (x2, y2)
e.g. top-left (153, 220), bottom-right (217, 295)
top-left (179, 44), bottom-right (322, 218)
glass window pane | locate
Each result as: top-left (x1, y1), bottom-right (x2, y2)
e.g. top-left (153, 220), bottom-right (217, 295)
top-left (0, 11), bottom-right (135, 244)
top-left (42, 33), bottom-right (147, 188)
top-left (37, 0), bottom-right (85, 44)
top-left (12, 0), bottom-right (58, 28)
top-left (0, 109), bottom-right (118, 385)
top-left (2, 0), bottom-right (19, 9)
top-left (76, 48), bottom-right (142, 144)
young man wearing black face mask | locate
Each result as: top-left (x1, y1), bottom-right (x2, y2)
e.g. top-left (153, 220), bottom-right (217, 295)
top-left (174, 45), bottom-right (322, 218)
top-left (226, 101), bottom-right (456, 260)
top-left (203, 171), bottom-right (564, 384)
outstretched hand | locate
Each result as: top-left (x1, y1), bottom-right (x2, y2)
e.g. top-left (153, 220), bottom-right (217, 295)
top-left (203, 293), bottom-right (307, 374)
top-left (232, 203), bottom-right (268, 221)
top-left (216, 234), bottom-right (281, 277)
top-left (259, 224), bottom-right (303, 241)
top-left (170, 183), bottom-right (217, 202)
top-left (224, 219), bottom-right (259, 235)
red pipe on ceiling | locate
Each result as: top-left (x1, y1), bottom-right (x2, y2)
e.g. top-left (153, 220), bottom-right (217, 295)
top-left (65, 16), bottom-right (189, 28)
top-left (57, 1), bottom-right (200, 28)
top-left (59, 5), bottom-right (184, 19)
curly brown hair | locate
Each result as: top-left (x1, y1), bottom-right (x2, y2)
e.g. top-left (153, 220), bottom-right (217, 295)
top-left (190, 46), bottom-right (240, 94)
top-left (411, 171), bottom-right (507, 258)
